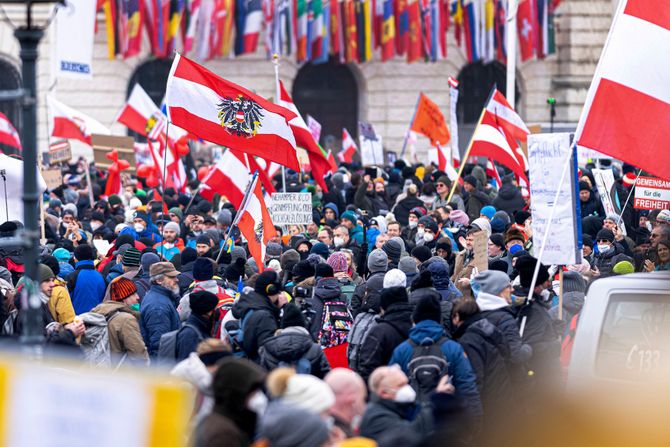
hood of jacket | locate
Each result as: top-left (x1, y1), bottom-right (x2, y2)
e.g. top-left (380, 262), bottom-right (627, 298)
top-left (314, 277), bottom-right (342, 302)
top-left (232, 289), bottom-right (279, 319)
top-left (426, 261), bottom-right (450, 290)
top-left (92, 300), bottom-right (136, 318)
top-left (562, 291), bottom-right (585, 315)
top-left (497, 183), bottom-right (521, 201)
top-left (170, 352), bottom-right (213, 392)
top-left (476, 292), bottom-right (509, 311)
top-left (408, 319), bottom-right (446, 344)
top-left (324, 202), bottom-right (339, 219)
top-left (262, 329), bottom-right (314, 360)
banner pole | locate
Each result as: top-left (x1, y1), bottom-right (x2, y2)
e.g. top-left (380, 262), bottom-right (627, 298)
top-left (557, 269), bottom-right (564, 322)
top-left (215, 172), bottom-right (258, 264)
top-left (446, 108), bottom-right (484, 203)
top-left (506, 0), bottom-right (519, 106)
top-left (399, 94), bottom-right (421, 159)
top-left (616, 168), bottom-right (642, 229)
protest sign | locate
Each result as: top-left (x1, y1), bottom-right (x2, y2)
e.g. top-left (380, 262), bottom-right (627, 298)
top-left (270, 193), bottom-right (313, 225)
top-left (528, 133), bottom-right (582, 266)
top-left (592, 168), bottom-right (627, 235)
top-left (42, 168), bottom-right (63, 191)
top-left (54, 0), bottom-right (96, 79)
top-left (306, 115), bottom-right (322, 143)
top-left (92, 135), bottom-right (136, 172)
top-left (359, 122), bottom-right (384, 166)
top-left (472, 230), bottom-right (489, 273)
top-left (634, 176), bottom-right (670, 210)
top-left (45, 140), bottom-right (72, 165)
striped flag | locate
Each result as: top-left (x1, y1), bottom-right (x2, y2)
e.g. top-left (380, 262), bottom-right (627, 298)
top-left (235, 173), bottom-right (277, 268)
top-left (0, 113), bottom-right (21, 151)
top-left (339, 127), bottom-right (358, 163)
top-left (47, 96), bottom-right (110, 146)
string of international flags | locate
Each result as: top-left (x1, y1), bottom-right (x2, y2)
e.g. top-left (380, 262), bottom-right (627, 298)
top-left (98, 0), bottom-right (560, 64)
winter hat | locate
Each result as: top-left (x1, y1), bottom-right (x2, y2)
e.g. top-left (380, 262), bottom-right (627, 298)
top-left (412, 295), bottom-right (442, 324)
top-left (266, 242), bottom-right (283, 260)
top-left (196, 234), bottom-right (212, 246)
top-left (341, 211), bottom-right (358, 225)
top-left (480, 205), bottom-right (496, 220)
top-left (121, 247), bottom-right (142, 267)
top-left (110, 278), bottom-right (137, 302)
top-left (141, 252), bottom-right (160, 273)
top-left (622, 172), bottom-right (637, 187)
top-left (490, 218), bottom-right (507, 234)
top-left (314, 263), bottom-right (334, 279)
top-left (516, 255), bottom-right (550, 288)
top-left (327, 252), bottom-right (348, 273)
top-left (110, 195), bottom-right (124, 207)
top-left (463, 175), bottom-right (478, 188)
top-left (181, 247), bottom-right (197, 265)
top-left (489, 259), bottom-right (509, 273)
top-left (259, 403), bottom-right (330, 447)
top-left (367, 249), bottom-right (389, 273)
top-left (511, 247), bottom-right (528, 257)
top-left (657, 209), bottom-right (670, 224)
top-left (255, 270), bottom-right (282, 297)
top-left (383, 269), bottom-right (407, 288)
top-left (390, 236), bottom-right (406, 254)
top-left (582, 234), bottom-right (594, 249)
top-left (114, 243), bottom-right (133, 257)
top-left (277, 373), bottom-right (335, 414)
top-left (604, 213), bottom-right (620, 224)
top-left (409, 206), bottom-right (427, 219)
top-left (380, 286), bottom-right (409, 311)
top-left (504, 228), bottom-right (526, 246)
top-left (489, 234), bottom-right (505, 251)
top-left (514, 211), bottom-right (531, 226)
top-left (90, 211), bottom-right (105, 223)
top-left (449, 209), bottom-right (470, 226)
top-left (213, 358), bottom-right (266, 409)
top-left (418, 216), bottom-right (438, 234)
top-left (189, 290), bottom-right (219, 315)
top-left (197, 200), bottom-right (212, 214)
top-left (562, 270), bottom-right (586, 294)
top-left (399, 256), bottom-right (419, 276)
top-left (53, 248), bottom-right (71, 263)
top-left (280, 303), bottom-right (306, 329)
top-left (471, 217), bottom-right (492, 237)
top-left (38, 264), bottom-right (55, 283)
top-left (73, 244), bottom-right (94, 261)
top-left (217, 209), bottom-right (232, 226)
top-left (381, 239), bottom-right (402, 264)
top-left (310, 242), bottom-right (330, 260)
top-left (163, 221), bottom-right (180, 234)
top-left (436, 175), bottom-right (451, 187)
top-left (613, 260), bottom-right (635, 275)
top-left (193, 257), bottom-right (215, 281)
top-left (231, 246), bottom-right (247, 264)
top-left (132, 210), bottom-right (149, 224)
top-left (492, 210), bottom-right (511, 225)
top-left (411, 245), bottom-right (432, 263)
top-left (168, 207), bottom-right (183, 220)
top-left (280, 249), bottom-right (300, 271)
top-left (596, 229), bottom-right (615, 243)
top-left (473, 270), bottom-right (510, 296)
top-left (579, 181), bottom-right (591, 192)
top-left (225, 257), bottom-right (246, 282)
top-left (63, 203), bottom-right (78, 217)
top-left (292, 260), bottom-right (315, 279)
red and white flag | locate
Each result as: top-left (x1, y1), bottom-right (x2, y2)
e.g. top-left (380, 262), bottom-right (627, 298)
top-left (166, 54), bottom-right (300, 170)
top-left (0, 112), bottom-right (21, 150)
top-left (339, 127), bottom-right (358, 163)
top-left (436, 145), bottom-right (458, 180)
top-left (199, 149), bottom-right (251, 206)
top-left (47, 96), bottom-right (110, 145)
top-left (517, 0), bottom-right (536, 61)
top-left (576, 0), bottom-right (670, 180)
top-left (485, 90), bottom-right (530, 142)
top-left (236, 174), bottom-right (277, 268)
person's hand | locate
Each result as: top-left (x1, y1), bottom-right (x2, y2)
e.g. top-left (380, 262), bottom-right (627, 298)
top-left (644, 259), bottom-right (656, 272)
top-left (363, 174), bottom-right (371, 183)
top-left (590, 266), bottom-right (601, 277)
top-left (457, 277), bottom-right (470, 287)
top-left (523, 219), bottom-right (533, 239)
top-left (436, 375), bottom-right (455, 394)
top-left (65, 320), bottom-right (85, 337)
top-left (613, 225), bottom-right (624, 242)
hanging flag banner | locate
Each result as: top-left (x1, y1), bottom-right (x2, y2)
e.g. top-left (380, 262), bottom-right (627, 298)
top-left (0, 154), bottom-right (47, 223)
top-left (359, 121), bottom-right (384, 166)
top-left (592, 167), bottom-right (627, 235)
top-left (528, 133), bottom-right (582, 266)
top-left (55, 0), bottom-right (96, 79)
top-left (270, 192), bottom-right (313, 225)
top-left (634, 177), bottom-right (670, 210)
top-left (448, 76), bottom-right (460, 163)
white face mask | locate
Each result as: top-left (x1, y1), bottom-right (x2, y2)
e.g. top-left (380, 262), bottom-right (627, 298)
top-left (246, 390), bottom-right (268, 415)
top-left (646, 222), bottom-right (653, 232)
top-left (163, 242), bottom-right (175, 249)
top-left (597, 244), bottom-right (611, 253)
top-left (416, 228), bottom-right (425, 237)
top-left (408, 220), bottom-right (418, 229)
top-left (91, 222), bottom-right (102, 232)
top-left (334, 236), bottom-right (345, 247)
top-left (423, 232), bottom-right (434, 243)
top-left (393, 384), bottom-right (417, 403)
top-left (133, 223), bottom-right (145, 233)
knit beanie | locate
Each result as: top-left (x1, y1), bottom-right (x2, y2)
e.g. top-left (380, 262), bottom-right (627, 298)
top-left (255, 270), bottom-right (282, 297)
top-left (292, 260), bottom-right (315, 279)
top-left (514, 211), bottom-right (531, 226)
top-left (193, 257), bottom-right (215, 281)
top-left (367, 249), bottom-right (389, 273)
top-left (133, 210), bottom-right (149, 224)
top-left (418, 216), bottom-right (438, 234)
top-left (181, 247), bottom-right (198, 265)
top-left (411, 245), bottom-right (432, 263)
top-left (217, 209), bottom-right (232, 226)
top-left (516, 255), bottom-right (550, 288)
top-left (266, 242), bottom-right (283, 260)
top-left (489, 234), bottom-right (505, 251)
top-left (231, 246), bottom-right (247, 264)
top-left (381, 239), bottom-right (402, 264)
top-left (463, 175), bottom-right (478, 188)
top-left (480, 205), bottom-right (496, 220)
top-left (314, 263), bottom-right (334, 279)
top-left (168, 207), bottom-right (183, 220)
top-left (596, 229), bottom-right (615, 243)
top-left (189, 290), bottom-right (219, 315)
top-left (280, 249), bottom-right (300, 271)
top-left (472, 270), bottom-right (510, 296)
top-left (141, 252), bottom-right (160, 273)
top-left (398, 257), bottom-right (419, 275)
top-left (327, 252), bottom-right (348, 273)
top-left (110, 277), bottom-right (137, 302)
top-left (383, 269), bottom-right (407, 288)
top-left (280, 303), bottom-right (306, 329)
top-left (412, 295), bottom-right (442, 324)
top-left (279, 374), bottom-right (335, 414)
top-left (449, 209), bottom-right (470, 226)
top-left (562, 270), bottom-right (586, 294)
top-left (492, 210), bottom-right (511, 225)
top-left (121, 247), bottom-right (142, 267)
top-left (380, 286), bottom-right (409, 311)
top-left (310, 242), bottom-right (330, 260)
top-left (259, 404), bottom-right (330, 447)
top-left (38, 264), bottom-right (55, 283)
top-left (108, 194), bottom-right (122, 206)
top-left (53, 248), bottom-right (71, 263)
top-left (163, 221), bottom-right (180, 234)
top-left (341, 211), bottom-right (358, 225)
top-left (489, 259), bottom-right (509, 273)
top-left (225, 257), bottom-right (246, 282)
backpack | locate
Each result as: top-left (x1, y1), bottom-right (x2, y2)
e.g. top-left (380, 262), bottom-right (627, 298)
top-left (407, 336), bottom-right (450, 401)
top-left (278, 356), bottom-right (312, 374)
top-left (79, 312), bottom-right (113, 367)
top-left (317, 298), bottom-right (353, 349)
top-left (226, 309), bottom-right (255, 357)
top-left (157, 323), bottom-right (203, 361)
top-left (347, 311), bottom-right (379, 372)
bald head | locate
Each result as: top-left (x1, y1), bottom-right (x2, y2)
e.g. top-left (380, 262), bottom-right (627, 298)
top-left (368, 365), bottom-right (408, 400)
top-left (325, 368), bottom-right (366, 395)
top-left (324, 368), bottom-right (367, 426)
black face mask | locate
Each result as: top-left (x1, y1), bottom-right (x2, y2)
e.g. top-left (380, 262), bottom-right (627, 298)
top-left (299, 251), bottom-right (309, 261)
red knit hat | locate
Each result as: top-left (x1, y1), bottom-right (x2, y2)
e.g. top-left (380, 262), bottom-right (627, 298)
top-left (110, 278), bottom-right (137, 302)
top-left (622, 172), bottom-right (637, 187)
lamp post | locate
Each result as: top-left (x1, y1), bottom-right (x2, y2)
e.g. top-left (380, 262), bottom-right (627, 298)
top-left (0, 0), bottom-right (63, 344)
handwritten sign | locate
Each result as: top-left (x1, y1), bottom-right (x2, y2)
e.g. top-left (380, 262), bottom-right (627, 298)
top-left (634, 176), bottom-right (670, 210)
top-left (528, 133), bottom-right (582, 266)
top-left (42, 168), bottom-right (63, 190)
top-left (359, 121), bottom-right (384, 166)
top-left (472, 230), bottom-right (489, 273)
top-left (270, 193), bottom-right (313, 225)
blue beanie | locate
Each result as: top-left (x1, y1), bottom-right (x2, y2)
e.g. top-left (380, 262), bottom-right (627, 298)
top-left (480, 206), bottom-right (497, 220)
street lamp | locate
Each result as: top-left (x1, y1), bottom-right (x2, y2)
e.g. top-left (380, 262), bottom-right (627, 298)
top-left (0, 0), bottom-right (63, 344)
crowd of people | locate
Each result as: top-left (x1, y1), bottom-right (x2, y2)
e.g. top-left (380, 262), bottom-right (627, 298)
top-left (0, 157), bottom-right (669, 446)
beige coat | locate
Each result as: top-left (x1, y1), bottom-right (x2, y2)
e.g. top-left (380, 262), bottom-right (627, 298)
top-left (92, 301), bottom-right (148, 363)
top-left (451, 250), bottom-right (475, 299)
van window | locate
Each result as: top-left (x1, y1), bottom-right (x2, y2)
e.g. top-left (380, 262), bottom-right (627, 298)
top-left (596, 293), bottom-right (670, 380)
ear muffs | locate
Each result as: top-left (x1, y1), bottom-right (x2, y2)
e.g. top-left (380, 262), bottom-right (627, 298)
top-left (265, 282), bottom-right (281, 296)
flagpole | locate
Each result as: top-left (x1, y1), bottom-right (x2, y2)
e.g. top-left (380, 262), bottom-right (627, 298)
top-left (399, 94), bottom-right (422, 159)
top-left (272, 53), bottom-right (287, 192)
top-left (215, 172), bottom-right (258, 264)
top-left (159, 121), bottom-right (171, 241)
top-left (506, 0), bottom-right (519, 107)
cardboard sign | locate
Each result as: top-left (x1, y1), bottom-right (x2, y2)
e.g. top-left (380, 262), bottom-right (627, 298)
top-left (634, 176), bottom-right (670, 210)
top-left (472, 230), bottom-right (489, 273)
top-left (42, 168), bottom-right (63, 190)
top-left (92, 134), bottom-right (136, 172)
top-left (45, 140), bottom-right (72, 165)
top-left (270, 192), bottom-right (313, 225)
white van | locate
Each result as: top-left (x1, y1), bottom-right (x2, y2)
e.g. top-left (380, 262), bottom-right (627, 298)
top-left (567, 271), bottom-right (670, 388)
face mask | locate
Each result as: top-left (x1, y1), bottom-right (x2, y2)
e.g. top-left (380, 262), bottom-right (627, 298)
top-left (129, 304), bottom-right (140, 312)
top-left (597, 244), bottom-right (611, 253)
top-left (416, 228), bottom-right (425, 237)
top-left (408, 221), bottom-right (418, 229)
top-left (510, 294), bottom-right (521, 305)
top-left (646, 222), bottom-right (652, 232)
top-left (334, 236), bottom-right (345, 247)
top-left (133, 223), bottom-right (145, 233)
top-left (91, 222), bottom-right (102, 232)
top-left (246, 390), bottom-right (268, 415)
top-left (315, 192), bottom-right (323, 200)
top-left (299, 251), bottom-right (309, 260)
top-left (393, 384), bottom-right (417, 403)
top-left (163, 242), bottom-right (175, 249)
top-left (423, 232), bottom-right (434, 243)
top-left (193, 230), bottom-right (203, 236)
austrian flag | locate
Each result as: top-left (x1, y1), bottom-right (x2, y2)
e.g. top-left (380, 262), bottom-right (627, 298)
top-left (236, 174), bottom-right (277, 269)
top-left (165, 54), bottom-right (300, 171)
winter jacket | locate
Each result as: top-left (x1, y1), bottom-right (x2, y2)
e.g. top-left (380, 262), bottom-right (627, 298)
top-left (67, 260), bottom-right (106, 315)
top-left (119, 226), bottom-right (162, 243)
top-left (393, 195), bottom-right (425, 226)
top-left (408, 287), bottom-right (455, 335)
top-left (390, 319), bottom-right (483, 417)
top-left (231, 290), bottom-right (281, 361)
top-left (350, 271), bottom-right (386, 317)
top-left (140, 284), bottom-right (180, 357)
top-left (452, 250), bottom-right (476, 299)
top-left (355, 182), bottom-right (390, 216)
top-left (171, 353), bottom-right (215, 426)
top-left (493, 184), bottom-right (526, 217)
top-left (477, 292), bottom-right (533, 365)
top-left (549, 291), bottom-right (585, 331)
top-left (359, 394), bottom-right (432, 443)
top-left (195, 412), bottom-right (251, 447)
top-left (106, 263), bottom-right (124, 284)
top-left (357, 302), bottom-right (413, 381)
top-left (349, 225), bottom-right (365, 245)
top-left (307, 277), bottom-right (344, 340)
top-left (178, 261), bottom-right (196, 296)
top-left (453, 314), bottom-right (514, 424)
top-left (48, 278), bottom-right (76, 324)
top-left (92, 300), bottom-right (148, 364)
top-left (593, 245), bottom-right (633, 277)
top-left (154, 239), bottom-right (185, 261)
top-left (579, 193), bottom-right (604, 218)
top-left (464, 189), bottom-right (491, 223)
top-left (258, 326), bottom-right (331, 378)
top-left (176, 313), bottom-right (212, 361)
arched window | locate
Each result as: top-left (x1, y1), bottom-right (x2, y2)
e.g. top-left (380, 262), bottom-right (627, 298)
top-left (292, 61), bottom-right (359, 151)
top-left (126, 59), bottom-right (173, 140)
top-left (457, 61), bottom-right (520, 124)
top-left (0, 57), bottom-right (22, 153)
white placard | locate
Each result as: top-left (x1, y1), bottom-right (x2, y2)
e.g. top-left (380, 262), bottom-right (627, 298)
top-left (55, 0), bottom-right (96, 79)
top-left (528, 133), bottom-right (582, 266)
top-left (634, 176), bottom-right (670, 210)
top-left (359, 122), bottom-right (384, 167)
top-left (592, 168), bottom-right (627, 235)
top-left (270, 192), bottom-right (313, 225)
top-left (0, 154), bottom-right (47, 223)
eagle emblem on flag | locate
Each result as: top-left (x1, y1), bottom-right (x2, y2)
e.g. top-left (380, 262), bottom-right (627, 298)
top-left (217, 95), bottom-right (264, 138)
top-left (254, 220), bottom-right (264, 243)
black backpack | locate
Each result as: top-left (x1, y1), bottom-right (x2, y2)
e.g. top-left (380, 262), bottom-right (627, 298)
top-left (407, 336), bottom-right (449, 401)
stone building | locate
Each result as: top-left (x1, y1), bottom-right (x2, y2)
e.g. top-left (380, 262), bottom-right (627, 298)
top-left (0, 0), bottom-right (616, 162)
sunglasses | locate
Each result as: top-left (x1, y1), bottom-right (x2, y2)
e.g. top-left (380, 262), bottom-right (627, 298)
top-left (596, 239), bottom-right (611, 243)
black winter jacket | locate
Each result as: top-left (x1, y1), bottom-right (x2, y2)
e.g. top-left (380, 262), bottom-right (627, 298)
top-left (258, 326), bottom-right (331, 378)
top-left (231, 290), bottom-right (281, 361)
top-left (409, 286), bottom-right (454, 336)
top-left (176, 313), bottom-right (211, 361)
top-left (359, 394), bottom-right (432, 443)
top-left (492, 183), bottom-right (526, 217)
top-left (350, 271), bottom-right (386, 317)
top-left (393, 195), bottom-right (425, 226)
top-left (464, 189), bottom-right (492, 223)
top-left (307, 277), bottom-right (344, 340)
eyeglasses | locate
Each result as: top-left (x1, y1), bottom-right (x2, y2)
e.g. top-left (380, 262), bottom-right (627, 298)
top-left (596, 239), bottom-right (611, 243)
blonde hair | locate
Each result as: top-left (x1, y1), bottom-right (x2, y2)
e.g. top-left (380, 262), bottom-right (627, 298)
top-left (195, 338), bottom-right (231, 356)
top-left (266, 367), bottom-right (296, 398)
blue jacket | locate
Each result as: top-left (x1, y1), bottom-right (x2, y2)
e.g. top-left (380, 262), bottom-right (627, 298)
top-left (350, 225), bottom-right (365, 245)
top-left (140, 285), bottom-right (180, 357)
top-left (120, 226), bottom-right (162, 243)
top-left (106, 263), bottom-right (124, 284)
top-left (67, 260), bottom-right (106, 315)
top-left (390, 320), bottom-right (483, 417)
